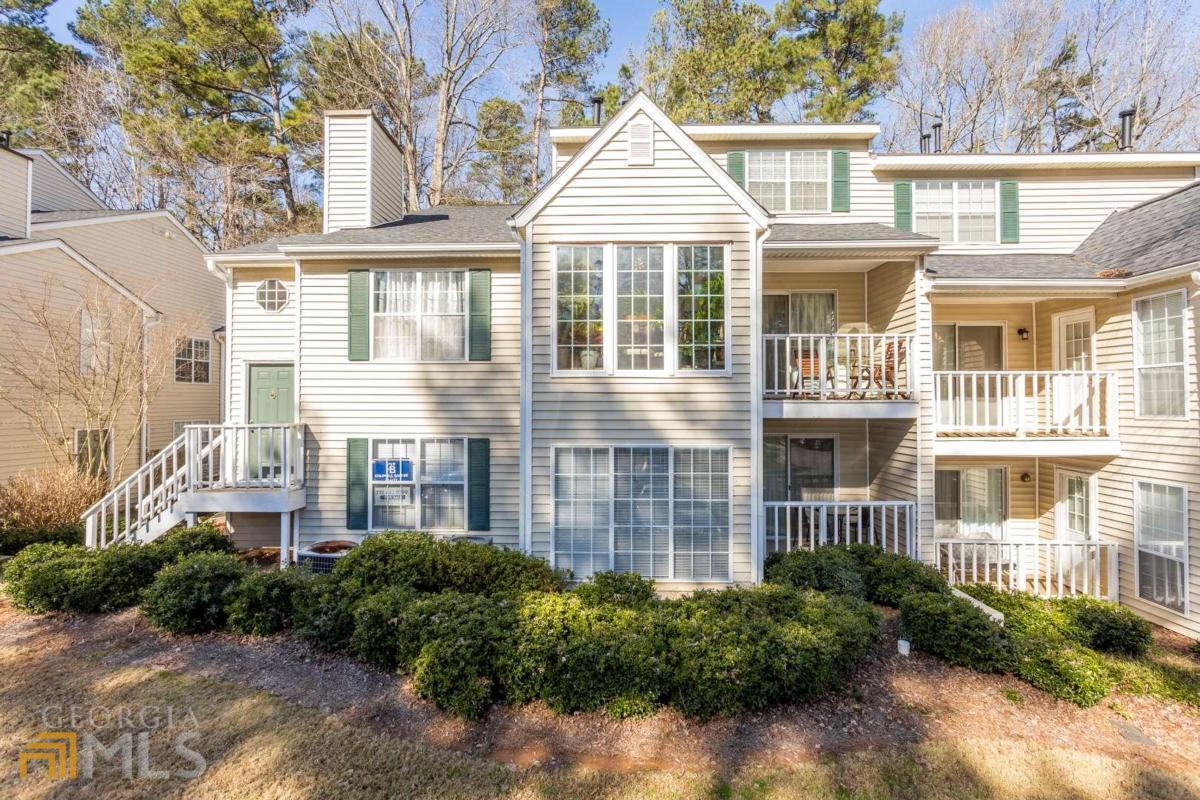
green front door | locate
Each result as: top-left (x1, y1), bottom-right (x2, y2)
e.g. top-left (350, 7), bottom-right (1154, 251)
top-left (248, 364), bottom-right (294, 477)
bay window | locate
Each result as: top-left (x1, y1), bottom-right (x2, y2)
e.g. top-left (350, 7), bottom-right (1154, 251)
top-left (745, 150), bottom-right (830, 213)
top-left (914, 180), bottom-right (997, 243)
top-left (372, 270), bottom-right (466, 361)
top-left (1133, 289), bottom-right (1187, 418)
top-left (1135, 480), bottom-right (1188, 613)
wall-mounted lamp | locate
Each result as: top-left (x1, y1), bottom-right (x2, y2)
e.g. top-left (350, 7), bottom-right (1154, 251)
top-left (1017, 328), bottom-right (1030, 341)
top-left (1020, 472), bottom-right (1032, 483)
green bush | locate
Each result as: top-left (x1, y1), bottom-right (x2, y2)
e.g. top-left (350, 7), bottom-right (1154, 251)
top-left (1060, 596), bottom-right (1152, 657)
top-left (1, 543), bottom-right (91, 612)
top-left (333, 531), bottom-right (563, 596)
top-left (227, 569), bottom-right (306, 636)
top-left (64, 544), bottom-right (166, 612)
top-left (350, 586), bottom-right (416, 670)
top-left (150, 524), bottom-right (233, 564)
top-left (501, 592), bottom-right (669, 715)
top-left (292, 574), bottom-right (363, 653)
top-left (572, 571), bottom-right (658, 609)
top-left (0, 523), bottom-right (84, 556)
top-left (764, 547), bottom-right (866, 598)
top-left (899, 592), bottom-right (1014, 673)
top-left (860, 550), bottom-right (949, 607)
top-left (140, 552), bottom-right (250, 634)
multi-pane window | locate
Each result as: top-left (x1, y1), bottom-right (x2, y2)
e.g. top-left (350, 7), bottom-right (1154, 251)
top-left (1058, 471), bottom-right (1093, 540)
top-left (552, 445), bottom-right (731, 581)
top-left (555, 246), bottom-right (605, 370)
top-left (371, 439), bottom-right (417, 530)
top-left (1134, 290), bottom-right (1187, 418)
top-left (372, 270), bottom-right (466, 361)
top-left (79, 309), bottom-right (111, 376)
top-left (615, 245), bottom-right (666, 371)
top-left (75, 428), bottom-right (110, 478)
top-left (256, 278), bottom-right (289, 312)
top-left (673, 448), bottom-right (730, 580)
top-left (174, 337), bottom-right (211, 383)
top-left (553, 447), bottom-right (612, 578)
top-left (914, 180), bottom-right (996, 242)
top-left (677, 245), bottom-right (726, 370)
top-left (745, 150), bottom-right (830, 212)
top-left (369, 438), bottom-right (466, 531)
top-left (420, 439), bottom-right (466, 529)
top-left (1135, 481), bottom-right (1188, 613)
top-left (613, 447), bottom-right (670, 578)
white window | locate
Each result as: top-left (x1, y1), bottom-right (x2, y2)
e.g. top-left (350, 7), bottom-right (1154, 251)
top-left (79, 309), bottom-right (111, 376)
top-left (1135, 480), bottom-right (1188, 613)
top-left (745, 150), bottom-right (830, 213)
top-left (1133, 289), bottom-right (1187, 418)
top-left (554, 243), bottom-right (729, 375)
top-left (372, 270), bottom-right (466, 362)
top-left (74, 428), bottom-right (111, 479)
top-left (552, 445), bottom-right (731, 581)
top-left (369, 437), bottom-right (466, 532)
top-left (935, 467), bottom-right (1006, 539)
top-left (256, 278), bottom-right (290, 312)
top-left (175, 337), bottom-right (211, 383)
top-left (914, 180), bottom-right (997, 243)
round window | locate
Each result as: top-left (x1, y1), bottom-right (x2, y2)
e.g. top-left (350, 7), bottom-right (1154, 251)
top-left (256, 279), bottom-right (289, 312)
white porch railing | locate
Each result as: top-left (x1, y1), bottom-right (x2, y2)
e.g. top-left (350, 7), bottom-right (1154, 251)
top-left (763, 334), bottom-right (914, 400)
top-left (764, 500), bottom-right (916, 557)
top-left (933, 371), bottom-right (1117, 437)
top-left (935, 539), bottom-right (1118, 600)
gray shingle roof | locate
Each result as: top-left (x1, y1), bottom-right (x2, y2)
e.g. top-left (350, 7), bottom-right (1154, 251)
top-left (924, 253), bottom-right (1104, 280)
top-left (1074, 181), bottom-right (1200, 276)
top-left (768, 223), bottom-right (934, 243)
top-left (223, 204), bottom-right (520, 255)
top-left (31, 209), bottom-right (152, 223)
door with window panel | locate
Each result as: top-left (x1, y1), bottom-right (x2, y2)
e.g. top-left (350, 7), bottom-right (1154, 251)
top-left (1053, 311), bottom-right (1095, 429)
top-left (935, 467), bottom-right (1006, 539)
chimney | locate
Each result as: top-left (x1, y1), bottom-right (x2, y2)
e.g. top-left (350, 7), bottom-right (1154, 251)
top-left (591, 96), bottom-right (603, 125)
top-left (920, 133), bottom-right (931, 154)
top-left (322, 110), bottom-right (406, 234)
top-left (1118, 108), bottom-right (1135, 152)
top-left (931, 119), bottom-right (943, 153)
top-left (0, 131), bottom-right (10, 149)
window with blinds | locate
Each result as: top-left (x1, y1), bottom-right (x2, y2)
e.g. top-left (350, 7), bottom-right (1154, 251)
top-left (1135, 480), bottom-right (1188, 613)
top-left (1133, 289), bottom-right (1187, 418)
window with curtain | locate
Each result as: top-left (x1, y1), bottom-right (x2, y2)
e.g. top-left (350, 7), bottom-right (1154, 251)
top-left (935, 467), bottom-right (1006, 538)
top-left (613, 447), bottom-right (670, 578)
top-left (932, 324), bottom-right (957, 371)
top-left (1134, 290), bottom-right (1186, 417)
top-left (673, 448), bottom-right (730, 581)
top-left (677, 245), bottom-right (726, 370)
top-left (745, 150), bottom-right (830, 212)
top-left (1136, 481), bottom-right (1187, 613)
top-left (555, 246), bottom-right (605, 370)
top-left (790, 292), bottom-right (837, 334)
top-left (372, 270), bottom-right (465, 361)
top-left (789, 437), bottom-right (836, 501)
top-left (615, 245), bottom-right (665, 371)
top-left (553, 448), bottom-right (612, 578)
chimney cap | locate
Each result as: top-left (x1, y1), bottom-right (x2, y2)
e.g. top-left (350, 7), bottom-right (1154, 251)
top-left (590, 96), bottom-right (604, 125)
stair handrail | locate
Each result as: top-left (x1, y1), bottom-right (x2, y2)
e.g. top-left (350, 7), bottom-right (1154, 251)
top-left (83, 431), bottom-right (189, 548)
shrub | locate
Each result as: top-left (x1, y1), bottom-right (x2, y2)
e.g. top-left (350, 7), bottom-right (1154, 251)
top-left (1, 543), bottom-right (91, 612)
top-left (0, 467), bottom-right (104, 531)
top-left (141, 552), bottom-right (250, 634)
top-left (151, 524), bottom-right (233, 564)
top-left (227, 569), bottom-right (306, 636)
top-left (1060, 596), bottom-right (1152, 657)
top-left (0, 523), bottom-right (84, 557)
top-left (764, 547), bottom-right (866, 598)
top-left (899, 592), bottom-right (1014, 673)
top-left (292, 575), bottom-right (364, 653)
top-left (573, 571), bottom-right (658, 609)
top-left (350, 586), bottom-right (416, 670)
top-left (860, 551), bottom-right (949, 607)
top-left (64, 544), bottom-right (166, 612)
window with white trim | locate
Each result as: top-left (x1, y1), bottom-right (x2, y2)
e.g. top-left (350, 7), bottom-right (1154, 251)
top-left (369, 437), bottom-right (466, 531)
top-left (1135, 480), bottom-right (1188, 613)
top-left (174, 337), bottom-right (211, 383)
top-left (256, 278), bottom-right (289, 312)
top-left (615, 245), bottom-right (665, 371)
top-left (79, 309), bottom-right (111, 376)
top-left (555, 246), bottom-right (605, 370)
top-left (1133, 289), bottom-right (1187, 418)
top-left (677, 245), bottom-right (726, 370)
top-left (552, 445), bottom-right (731, 581)
top-left (372, 270), bottom-right (466, 361)
top-left (745, 150), bottom-right (829, 212)
top-left (914, 180), bottom-right (997, 243)
top-left (173, 419), bottom-right (211, 438)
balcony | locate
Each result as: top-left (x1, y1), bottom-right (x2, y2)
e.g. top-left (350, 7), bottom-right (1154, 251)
top-left (933, 371), bottom-right (1120, 456)
top-left (934, 539), bottom-right (1118, 600)
top-left (764, 500), bottom-right (916, 557)
top-left (762, 334), bottom-right (916, 419)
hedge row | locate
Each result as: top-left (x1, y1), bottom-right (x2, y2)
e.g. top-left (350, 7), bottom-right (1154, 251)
top-left (764, 544), bottom-right (950, 607)
top-left (0, 523), bottom-right (84, 557)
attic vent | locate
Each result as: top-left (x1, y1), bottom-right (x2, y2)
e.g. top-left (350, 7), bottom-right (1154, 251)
top-left (628, 119), bottom-right (654, 166)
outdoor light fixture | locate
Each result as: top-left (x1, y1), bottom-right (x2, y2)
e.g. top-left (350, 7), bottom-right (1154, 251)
top-left (1020, 472), bottom-right (1032, 483)
top-left (1017, 327), bottom-right (1030, 341)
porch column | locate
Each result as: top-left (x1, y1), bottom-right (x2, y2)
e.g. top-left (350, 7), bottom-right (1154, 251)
top-left (279, 512), bottom-right (290, 567)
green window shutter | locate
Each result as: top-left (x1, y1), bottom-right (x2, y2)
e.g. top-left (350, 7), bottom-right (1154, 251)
top-left (831, 150), bottom-right (851, 212)
top-left (346, 437), bottom-right (368, 530)
top-left (467, 438), bottom-right (490, 531)
top-left (468, 269), bottom-right (492, 361)
top-left (726, 151), bottom-right (746, 188)
top-left (347, 270), bottom-right (369, 361)
top-left (893, 181), bottom-right (913, 232)
top-left (999, 180), bottom-right (1020, 243)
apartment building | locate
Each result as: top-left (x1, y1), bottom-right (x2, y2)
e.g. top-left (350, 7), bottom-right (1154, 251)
top-left (86, 95), bottom-right (1200, 638)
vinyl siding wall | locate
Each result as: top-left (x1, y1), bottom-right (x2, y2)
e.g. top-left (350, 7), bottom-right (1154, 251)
top-left (931, 302), bottom-right (1036, 370)
top-left (530, 118), bottom-right (757, 584)
top-left (324, 115), bottom-right (371, 232)
top-left (24, 151), bottom-right (105, 211)
top-left (369, 120), bottom-right (406, 225)
top-left (0, 150), bottom-right (29, 239)
top-left (226, 267), bottom-right (296, 426)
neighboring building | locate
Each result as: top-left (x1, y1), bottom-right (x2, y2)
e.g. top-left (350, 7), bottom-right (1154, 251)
top-left (0, 142), bottom-right (222, 481)
top-left (88, 96), bottom-right (1200, 639)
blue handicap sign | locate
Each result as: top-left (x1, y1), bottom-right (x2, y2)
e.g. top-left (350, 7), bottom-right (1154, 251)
top-left (372, 458), bottom-right (412, 482)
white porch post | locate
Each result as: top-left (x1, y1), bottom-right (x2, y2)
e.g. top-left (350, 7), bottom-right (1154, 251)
top-left (185, 513), bottom-right (198, 528)
top-left (279, 512), bottom-right (290, 567)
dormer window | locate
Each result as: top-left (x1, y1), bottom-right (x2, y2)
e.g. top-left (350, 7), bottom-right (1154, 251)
top-left (745, 150), bottom-right (830, 213)
top-left (627, 118), bottom-right (654, 165)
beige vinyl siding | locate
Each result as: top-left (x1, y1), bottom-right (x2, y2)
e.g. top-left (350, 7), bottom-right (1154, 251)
top-left (1034, 278), bottom-right (1200, 637)
top-left (763, 270), bottom-right (865, 328)
top-left (291, 258), bottom-right (521, 550)
top-left (227, 268), bottom-right (296, 426)
top-left (324, 114), bottom-right (371, 232)
top-left (369, 119), bottom-right (405, 225)
top-left (0, 247), bottom-right (142, 481)
top-left (765, 419), bottom-right (868, 500)
top-left (867, 261), bottom-right (918, 335)
top-left (40, 216), bottom-right (222, 452)
top-left (931, 302), bottom-right (1035, 370)
top-left (868, 419), bottom-right (918, 502)
top-left (22, 150), bottom-right (105, 211)
top-left (530, 117), bottom-right (756, 584)
top-left (0, 150), bottom-right (29, 239)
